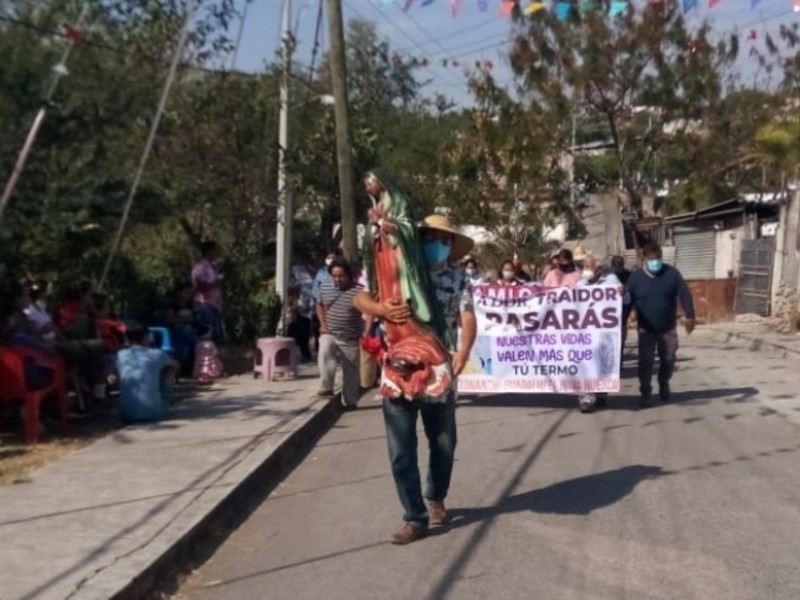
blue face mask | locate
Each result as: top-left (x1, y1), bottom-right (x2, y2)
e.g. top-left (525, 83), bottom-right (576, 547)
top-left (423, 240), bottom-right (451, 265)
top-left (647, 259), bottom-right (663, 273)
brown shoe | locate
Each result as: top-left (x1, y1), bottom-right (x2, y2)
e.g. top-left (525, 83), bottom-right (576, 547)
top-left (391, 522), bottom-right (428, 545)
top-left (427, 500), bottom-right (448, 526)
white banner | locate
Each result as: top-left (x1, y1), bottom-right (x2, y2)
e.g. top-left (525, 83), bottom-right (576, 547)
top-left (457, 284), bottom-right (623, 395)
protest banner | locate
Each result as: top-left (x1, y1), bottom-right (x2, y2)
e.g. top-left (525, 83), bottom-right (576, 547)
top-left (458, 283), bottom-right (623, 395)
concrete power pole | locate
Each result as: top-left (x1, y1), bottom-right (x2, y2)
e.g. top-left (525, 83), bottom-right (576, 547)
top-left (276, 0), bottom-right (293, 332)
top-left (326, 0), bottom-right (358, 263)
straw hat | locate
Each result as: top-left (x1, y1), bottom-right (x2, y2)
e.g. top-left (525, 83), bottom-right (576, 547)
top-left (573, 243), bottom-right (591, 261)
top-left (421, 214), bottom-right (475, 262)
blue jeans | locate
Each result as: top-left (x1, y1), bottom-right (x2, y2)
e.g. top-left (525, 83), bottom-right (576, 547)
top-left (383, 394), bottom-right (457, 526)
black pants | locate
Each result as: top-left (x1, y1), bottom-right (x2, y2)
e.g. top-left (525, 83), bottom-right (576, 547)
top-left (289, 316), bottom-right (312, 362)
top-left (637, 329), bottom-right (678, 394)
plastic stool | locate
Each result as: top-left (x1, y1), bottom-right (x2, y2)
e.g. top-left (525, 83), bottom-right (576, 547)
top-left (148, 326), bottom-right (174, 356)
top-left (254, 337), bottom-right (298, 381)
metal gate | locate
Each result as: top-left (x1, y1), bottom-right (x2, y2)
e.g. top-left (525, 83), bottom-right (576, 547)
top-left (735, 238), bottom-right (775, 316)
top-left (673, 227), bottom-right (716, 280)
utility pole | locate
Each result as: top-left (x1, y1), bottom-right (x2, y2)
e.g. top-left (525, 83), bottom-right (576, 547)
top-left (326, 0), bottom-right (358, 262)
top-left (275, 0), bottom-right (294, 333)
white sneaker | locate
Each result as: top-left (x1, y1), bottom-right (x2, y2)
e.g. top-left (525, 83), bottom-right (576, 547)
top-left (578, 394), bottom-right (596, 413)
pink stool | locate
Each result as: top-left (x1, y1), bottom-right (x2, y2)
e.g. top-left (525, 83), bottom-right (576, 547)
top-left (254, 337), bottom-right (299, 381)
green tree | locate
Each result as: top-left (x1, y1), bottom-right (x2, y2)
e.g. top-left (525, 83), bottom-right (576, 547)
top-left (509, 0), bottom-right (736, 216)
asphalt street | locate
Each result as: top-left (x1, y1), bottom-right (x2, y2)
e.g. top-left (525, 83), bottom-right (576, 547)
top-left (177, 329), bottom-right (800, 600)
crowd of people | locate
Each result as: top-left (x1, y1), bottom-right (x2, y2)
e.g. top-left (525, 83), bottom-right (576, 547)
top-left (292, 182), bottom-right (696, 545)
top-left (2, 184), bottom-right (696, 548)
top-left (0, 240), bottom-right (228, 435)
top-left (301, 235), bottom-right (696, 413)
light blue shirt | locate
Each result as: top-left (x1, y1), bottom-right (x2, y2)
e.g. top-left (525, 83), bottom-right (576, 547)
top-left (117, 346), bottom-right (170, 422)
top-left (312, 268), bottom-right (331, 303)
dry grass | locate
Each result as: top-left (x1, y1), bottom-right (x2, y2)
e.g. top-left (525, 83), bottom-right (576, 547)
top-left (0, 405), bottom-right (118, 487)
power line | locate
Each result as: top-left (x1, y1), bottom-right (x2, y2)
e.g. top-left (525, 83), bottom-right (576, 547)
top-left (350, 0), bottom-right (467, 89)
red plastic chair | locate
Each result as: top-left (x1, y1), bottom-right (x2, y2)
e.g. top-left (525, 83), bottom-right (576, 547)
top-left (0, 347), bottom-right (69, 444)
top-left (97, 319), bottom-right (127, 352)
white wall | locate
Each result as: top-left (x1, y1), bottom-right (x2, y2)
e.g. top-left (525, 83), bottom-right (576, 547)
top-left (715, 227), bottom-right (744, 279)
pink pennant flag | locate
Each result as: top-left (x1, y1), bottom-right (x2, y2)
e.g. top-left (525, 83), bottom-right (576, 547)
top-left (708, 0), bottom-right (722, 7)
top-left (451, 0), bottom-right (464, 16)
top-left (795, 0), bottom-right (800, 12)
top-left (500, 0), bottom-right (515, 16)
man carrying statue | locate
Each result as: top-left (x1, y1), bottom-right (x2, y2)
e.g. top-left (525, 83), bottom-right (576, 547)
top-left (354, 170), bottom-right (477, 545)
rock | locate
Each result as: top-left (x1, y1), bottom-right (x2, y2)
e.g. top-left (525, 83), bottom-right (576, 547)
top-left (735, 313), bottom-right (765, 324)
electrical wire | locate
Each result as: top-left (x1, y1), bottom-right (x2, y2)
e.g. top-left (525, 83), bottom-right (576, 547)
top-left (350, 0), bottom-right (468, 89)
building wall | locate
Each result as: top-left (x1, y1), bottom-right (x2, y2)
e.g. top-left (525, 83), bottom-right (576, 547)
top-left (715, 226), bottom-right (745, 279)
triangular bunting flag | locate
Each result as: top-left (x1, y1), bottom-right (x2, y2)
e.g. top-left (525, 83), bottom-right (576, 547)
top-left (708, 0), bottom-right (722, 8)
top-left (748, 29), bottom-right (757, 40)
top-left (555, 1), bottom-right (570, 20)
top-left (609, 0), bottom-right (627, 16)
top-left (524, 1), bottom-right (546, 14)
top-left (682, 0), bottom-right (697, 13)
top-left (500, 0), bottom-right (515, 16)
top-left (451, 0), bottom-right (464, 16)
top-left (795, 0), bottom-right (800, 12)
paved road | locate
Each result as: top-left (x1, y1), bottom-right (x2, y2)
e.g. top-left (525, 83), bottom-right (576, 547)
top-left (177, 330), bottom-right (800, 600)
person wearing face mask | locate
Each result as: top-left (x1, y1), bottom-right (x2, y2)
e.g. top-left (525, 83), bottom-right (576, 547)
top-left (463, 258), bottom-right (484, 285)
top-left (626, 242), bottom-right (696, 408)
top-left (354, 208), bottom-right (477, 545)
top-left (543, 249), bottom-right (582, 288)
top-left (575, 255), bottom-right (630, 413)
top-left (497, 259), bottom-right (522, 286)
top-left (312, 247), bottom-right (342, 355)
top-left (312, 248), bottom-right (341, 305)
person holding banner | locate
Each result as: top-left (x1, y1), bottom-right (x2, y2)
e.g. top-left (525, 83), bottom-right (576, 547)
top-left (626, 242), bottom-right (696, 408)
top-left (497, 259), bottom-right (524, 287)
top-left (463, 257), bottom-right (485, 286)
top-left (575, 255), bottom-right (629, 413)
top-left (543, 248), bottom-right (582, 288)
top-left (355, 210), bottom-right (476, 546)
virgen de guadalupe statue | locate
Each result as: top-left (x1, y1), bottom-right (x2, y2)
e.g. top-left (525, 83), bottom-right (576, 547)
top-left (360, 169), bottom-right (455, 400)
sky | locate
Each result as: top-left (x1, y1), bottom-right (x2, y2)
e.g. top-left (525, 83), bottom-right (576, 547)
top-left (230, 0), bottom-right (800, 106)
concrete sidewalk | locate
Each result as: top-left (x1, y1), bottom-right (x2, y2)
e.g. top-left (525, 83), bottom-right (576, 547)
top-left (703, 322), bottom-right (800, 358)
top-left (0, 366), bottom-right (337, 600)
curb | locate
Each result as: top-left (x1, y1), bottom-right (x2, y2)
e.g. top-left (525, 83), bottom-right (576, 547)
top-left (705, 327), bottom-right (800, 359)
top-left (110, 395), bottom-right (342, 600)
